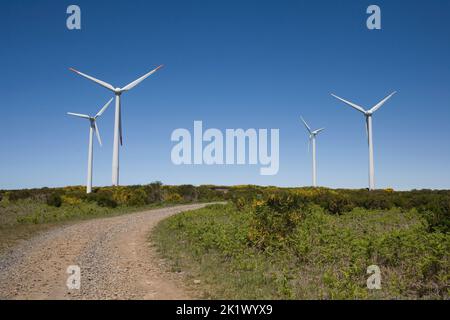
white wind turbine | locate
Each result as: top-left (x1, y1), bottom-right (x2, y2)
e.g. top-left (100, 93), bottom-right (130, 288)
top-left (67, 98), bottom-right (113, 193)
top-left (300, 117), bottom-right (325, 188)
top-left (331, 91), bottom-right (397, 190)
top-left (69, 65), bottom-right (163, 186)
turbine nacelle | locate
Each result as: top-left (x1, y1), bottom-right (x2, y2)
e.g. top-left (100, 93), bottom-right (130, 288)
top-left (311, 128), bottom-right (325, 136)
top-left (67, 97), bottom-right (113, 147)
top-left (69, 65), bottom-right (163, 95)
top-left (331, 91), bottom-right (397, 116)
top-left (300, 116), bottom-right (325, 137)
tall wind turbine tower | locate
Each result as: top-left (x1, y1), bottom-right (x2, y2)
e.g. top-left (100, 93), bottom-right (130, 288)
top-left (300, 117), bottom-right (325, 187)
top-left (69, 65), bottom-right (163, 186)
top-left (67, 98), bottom-right (113, 193)
top-left (331, 91), bottom-right (396, 190)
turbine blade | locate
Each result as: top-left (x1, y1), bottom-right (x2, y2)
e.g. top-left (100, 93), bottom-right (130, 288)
top-left (314, 128), bottom-right (325, 135)
top-left (368, 91), bottom-right (397, 114)
top-left (300, 116), bottom-right (312, 133)
top-left (67, 112), bottom-right (90, 119)
top-left (94, 122), bottom-right (102, 146)
top-left (331, 94), bottom-right (367, 114)
top-left (69, 68), bottom-right (115, 92)
top-left (308, 135), bottom-right (311, 153)
top-left (365, 117), bottom-right (369, 141)
top-left (121, 65), bottom-right (164, 92)
top-left (119, 107), bottom-right (123, 146)
top-left (95, 97), bottom-right (114, 118)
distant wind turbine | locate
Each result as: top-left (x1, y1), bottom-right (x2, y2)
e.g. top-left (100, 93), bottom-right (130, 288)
top-left (300, 117), bottom-right (325, 187)
top-left (331, 91), bottom-right (397, 190)
top-left (67, 98), bottom-right (113, 193)
top-left (69, 65), bottom-right (163, 186)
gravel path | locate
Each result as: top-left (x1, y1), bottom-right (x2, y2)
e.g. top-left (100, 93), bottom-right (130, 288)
top-left (0, 203), bottom-right (211, 300)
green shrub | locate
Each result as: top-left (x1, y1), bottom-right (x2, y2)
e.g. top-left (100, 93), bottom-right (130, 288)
top-left (177, 185), bottom-right (198, 201)
top-left (96, 196), bottom-right (118, 208)
top-left (248, 194), bottom-right (307, 248)
top-left (164, 192), bottom-right (183, 202)
top-left (46, 193), bottom-right (62, 207)
top-left (197, 185), bottom-right (225, 201)
top-left (317, 192), bottom-right (353, 214)
top-left (144, 181), bottom-right (163, 203)
top-left (87, 190), bottom-right (117, 208)
top-left (64, 189), bottom-right (88, 202)
top-left (8, 190), bottom-right (32, 202)
top-left (419, 197), bottom-right (450, 233)
top-left (233, 197), bottom-right (248, 211)
top-left (127, 188), bottom-right (147, 206)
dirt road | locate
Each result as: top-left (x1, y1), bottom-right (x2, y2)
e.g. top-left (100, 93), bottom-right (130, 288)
top-left (0, 203), bottom-right (211, 300)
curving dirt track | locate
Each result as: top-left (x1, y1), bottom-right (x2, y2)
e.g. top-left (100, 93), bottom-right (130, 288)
top-left (0, 203), bottom-right (211, 300)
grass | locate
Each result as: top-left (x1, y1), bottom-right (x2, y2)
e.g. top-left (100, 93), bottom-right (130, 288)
top-left (0, 198), bottom-right (181, 255)
top-left (152, 203), bottom-right (449, 299)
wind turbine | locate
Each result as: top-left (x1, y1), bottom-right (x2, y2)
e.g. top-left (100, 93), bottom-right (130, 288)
top-left (300, 117), bottom-right (325, 188)
top-left (67, 98), bottom-right (113, 193)
top-left (331, 91), bottom-right (396, 190)
top-left (69, 65), bottom-right (163, 186)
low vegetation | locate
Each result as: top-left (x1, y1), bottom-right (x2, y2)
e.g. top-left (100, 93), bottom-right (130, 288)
top-left (153, 187), bottom-right (449, 299)
top-left (2, 183), bottom-right (449, 299)
top-left (0, 183), bottom-right (224, 254)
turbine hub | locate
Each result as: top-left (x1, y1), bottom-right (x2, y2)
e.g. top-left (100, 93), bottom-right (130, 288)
top-left (115, 88), bottom-right (122, 94)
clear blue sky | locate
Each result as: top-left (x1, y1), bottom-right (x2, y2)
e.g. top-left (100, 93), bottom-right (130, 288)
top-left (1, 0), bottom-right (449, 190)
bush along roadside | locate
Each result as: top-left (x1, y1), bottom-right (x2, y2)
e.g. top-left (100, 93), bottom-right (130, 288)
top-left (153, 194), bottom-right (449, 299)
